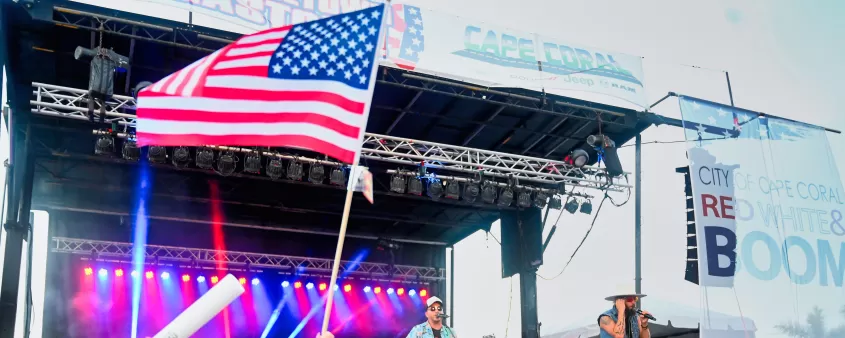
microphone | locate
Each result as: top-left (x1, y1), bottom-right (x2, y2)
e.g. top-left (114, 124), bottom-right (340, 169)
top-left (636, 309), bottom-right (656, 321)
top-left (437, 313), bottom-right (450, 319)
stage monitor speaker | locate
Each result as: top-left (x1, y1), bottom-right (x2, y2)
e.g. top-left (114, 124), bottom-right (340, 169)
top-left (501, 207), bottom-right (543, 278)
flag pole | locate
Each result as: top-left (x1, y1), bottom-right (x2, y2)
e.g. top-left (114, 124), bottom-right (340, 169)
top-left (321, 3), bottom-right (388, 334)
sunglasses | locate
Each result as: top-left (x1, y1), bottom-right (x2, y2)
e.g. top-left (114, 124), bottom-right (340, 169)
top-left (428, 306), bottom-right (443, 312)
top-left (624, 297), bottom-right (639, 302)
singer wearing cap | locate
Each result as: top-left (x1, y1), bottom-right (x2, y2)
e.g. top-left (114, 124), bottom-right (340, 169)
top-left (597, 286), bottom-right (652, 338)
top-left (406, 296), bottom-right (457, 338)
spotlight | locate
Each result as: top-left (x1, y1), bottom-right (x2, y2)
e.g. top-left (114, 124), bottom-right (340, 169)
top-left (217, 151), bottom-right (237, 176)
top-left (172, 146), bottom-right (191, 168)
top-left (407, 177), bottom-right (423, 195)
top-left (516, 190), bottom-right (532, 208)
top-left (306, 282), bottom-right (314, 290)
top-left (251, 278), bottom-right (260, 286)
top-left (564, 198), bottom-right (580, 214)
top-left (445, 181), bottom-right (460, 199)
top-left (131, 270), bottom-right (139, 278)
top-left (148, 146), bottom-right (167, 163)
top-left (145, 271), bottom-right (154, 279)
top-left (419, 289), bottom-right (427, 297)
top-left (364, 286), bottom-right (371, 293)
top-left (463, 182), bottom-right (479, 203)
top-left (287, 160), bottom-right (303, 180)
top-left (98, 268), bottom-right (108, 277)
top-left (267, 158), bottom-right (284, 179)
top-left (333, 284), bottom-right (339, 291)
top-left (197, 276), bottom-right (206, 283)
top-left (182, 274), bottom-right (190, 282)
top-left (548, 195), bottom-right (562, 209)
top-left (161, 272), bottom-right (170, 280)
top-left (344, 284), bottom-right (352, 292)
top-left (318, 282), bottom-right (327, 291)
top-left (211, 276), bottom-right (219, 284)
top-left (387, 288), bottom-right (394, 294)
top-left (94, 135), bottom-right (114, 155)
top-left (427, 179), bottom-right (443, 200)
top-left (330, 167), bottom-right (346, 186)
top-left (239, 277), bottom-right (247, 285)
top-left (566, 148), bottom-right (590, 168)
top-left (397, 288), bottom-right (405, 296)
top-left (497, 187), bottom-right (514, 207)
top-left (115, 269), bottom-right (124, 277)
top-left (409, 289), bottom-right (417, 296)
top-left (374, 286), bottom-right (382, 294)
top-left (481, 183), bottom-right (497, 204)
top-left (309, 164), bottom-right (325, 183)
top-left (390, 174), bottom-right (406, 193)
top-left (580, 199), bottom-right (593, 214)
top-left (196, 148), bottom-right (215, 169)
top-left (122, 140), bottom-right (140, 161)
top-left (282, 281), bottom-right (290, 287)
top-left (244, 152), bottom-right (262, 174)
top-left (84, 267), bottom-right (93, 276)
top-left (294, 281), bottom-right (302, 289)
top-left (534, 191), bottom-right (548, 208)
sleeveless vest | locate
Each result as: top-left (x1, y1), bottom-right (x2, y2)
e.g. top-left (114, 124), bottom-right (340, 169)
top-left (597, 307), bottom-right (640, 338)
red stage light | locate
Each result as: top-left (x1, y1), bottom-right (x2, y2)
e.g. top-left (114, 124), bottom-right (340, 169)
top-left (211, 276), bottom-right (219, 284)
top-left (145, 271), bottom-right (154, 279)
top-left (343, 284), bottom-right (352, 293)
top-left (420, 289), bottom-right (427, 297)
top-left (374, 287), bottom-right (382, 294)
top-left (318, 283), bottom-right (327, 291)
top-left (115, 269), bottom-right (124, 277)
top-left (397, 288), bottom-right (405, 296)
top-left (84, 267), bottom-right (93, 276)
top-left (182, 274), bottom-right (191, 282)
top-left (294, 281), bottom-right (302, 288)
top-left (239, 277), bottom-right (247, 285)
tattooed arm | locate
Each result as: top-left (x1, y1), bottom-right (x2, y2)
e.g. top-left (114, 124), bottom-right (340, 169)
top-left (598, 315), bottom-right (625, 338)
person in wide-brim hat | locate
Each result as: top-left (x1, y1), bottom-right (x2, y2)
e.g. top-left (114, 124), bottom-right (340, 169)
top-left (596, 285), bottom-right (652, 338)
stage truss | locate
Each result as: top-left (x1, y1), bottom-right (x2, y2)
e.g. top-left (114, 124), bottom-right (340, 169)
top-left (30, 82), bottom-right (631, 193)
top-left (52, 237), bottom-right (445, 282)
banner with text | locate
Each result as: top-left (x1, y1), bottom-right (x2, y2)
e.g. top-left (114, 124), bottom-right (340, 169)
top-left (126, 0), bottom-right (647, 107)
top-left (679, 96), bottom-right (845, 338)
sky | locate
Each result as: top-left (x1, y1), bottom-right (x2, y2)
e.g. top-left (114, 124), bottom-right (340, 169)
top-left (5, 0), bottom-right (845, 337)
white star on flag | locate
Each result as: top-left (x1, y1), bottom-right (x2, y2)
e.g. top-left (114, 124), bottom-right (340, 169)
top-left (696, 124), bottom-right (706, 133)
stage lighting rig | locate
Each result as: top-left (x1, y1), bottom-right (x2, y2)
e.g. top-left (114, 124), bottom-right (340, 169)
top-left (309, 164), bottom-right (325, 183)
top-left (534, 191), bottom-right (548, 209)
top-left (287, 159), bottom-right (303, 180)
top-left (427, 178), bottom-right (443, 200)
top-left (497, 187), bottom-right (514, 208)
top-left (564, 198), bottom-right (580, 214)
top-left (330, 167), bottom-right (346, 186)
top-left (244, 151), bottom-right (262, 174)
top-left (172, 146), bottom-right (191, 168)
top-left (148, 146), bottom-right (167, 163)
top-left (266, 158), bottom-right (283, 179)
top-left (517, 190), bottom-right (532, 209)
top-left (74, 46), bottom-right (129, 123)
top-left (121, 139), bottom-right (140, 161)
top-left (548, 195), bottom-right (562, 210)
top-left (217, 151), bottom-right (237, 176)
top-left (580, 199), bottom-right (593, 214)
top-left (463, 181), bottom-right (480, 203)
top-left (94, 132), bottom-right (114, 156)
top-left (390, 173), bottom-right (406, 193)
top-left (481, 182), bottom-right (497, 204)
top-left (566, 148), bottom-right (590, 168)
top-left (444, 181), bottom-right (460, 200)
top-left (587, 134), bottom-right (623, 177)
top-left (407, 177), bottom-right (423, 196)
top-left (196, 148), bottom-right (215, 169)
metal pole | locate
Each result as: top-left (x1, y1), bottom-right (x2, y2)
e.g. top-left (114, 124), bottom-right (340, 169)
top-left (725, 72), bottom-right (735, 106)
top-left (634, 133), bottom-right (642, 308)
top-left (449, 246), bottom-right (455, 327)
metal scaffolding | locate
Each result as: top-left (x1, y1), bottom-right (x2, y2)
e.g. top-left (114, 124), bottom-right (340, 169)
top-left (52, 236), bottom-right (445, 282)
top-left (30, 82), bottom-right (630, 193)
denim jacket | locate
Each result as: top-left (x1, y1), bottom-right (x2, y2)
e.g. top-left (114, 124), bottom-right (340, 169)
top-left (597, 307), bottom-right (640, 338)
top-left (406, 322), bottom-right (457, 338)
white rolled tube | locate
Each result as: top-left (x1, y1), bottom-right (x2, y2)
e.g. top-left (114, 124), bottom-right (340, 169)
top-left (153, 274), bottom-right (245, 338)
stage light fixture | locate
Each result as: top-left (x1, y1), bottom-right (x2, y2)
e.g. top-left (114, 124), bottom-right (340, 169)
top-left (407, 177), bottom-right (423, 195)
top-left (217, 151), bottom-right (237, 176)
top-left (580, 199), bottom-right (593, 214)
top-left (98, 268), bottom-right (108, 277)
top-left (387, 288), bottom-right (395, 294)
top-left (211, 276), bottom-right (219, 284)
top-left (172, 146), bottom-right (191, 168)
top-left (115, 269), bottom-right (124, 277)
top-left (390, 174), bottom-right (406, 193)
top-left (330, 167), bottom-right (346, 186)
top-left (397, 288), bottom-right (405, 296)
top-left (548, 195), bottom-right (562, 209)
top-left (364, 286), bottom-right (372, 293)
top-left (497, 187), bottom-right (514, 207)
top-left (516, 190), bottom-right (532, 208)
top-left (95, 134), bottom-right (114, 156)
top-left (144, 271), bottom-right (153, 279)
top-left (463, 182), bottom-right (479, 203)
top-left (306, 282), bottom-right (315, 290)
top-left (244, 152), bottom-right (262, 174)
top-left (409, 289), bottom-right (417, 296)
top-left (308, 164), bottom-right (325, 183)
top-left (427, 179), bottom-right (443, 200)
top-left (238, 277), bottom-right (246, 285)
top-left (148, 146), bottom-right (167, 163)
top-left (566, 148), bottom-right (590, 168)
top-left (182, 274), bottom-right (190, 282)
top-left (251, 278), bottom-right (260, 286)
top-left (374, 286), bottom-right (382, 294)
top-left (564, 198), bottom-right (580, 214)
top-left (84, 267), bottom-right (93, 276)
top-left (197, 276), bottom-right (206, 283)
top-left (122, 140), bottom-right (140, 161)
top-left (481, 183), bottom-right (497, 204)
top-left (534, 192), bottom-right (548, 208)
top-left (196, 148), bottom-right (215, 169)
top-left (294, 281), bottom-right (302, 288)
top-left (318, 282), bottom-right (327, 291)
top-left (267, 158), bottom-right (284, 179)
top-left (333, 284), bottom-right (339, 291)
top-left (161, 272), bottom-right (170, 280)
top-left (282, 281), bottom-right (290, 287)
top-left (287, 160), bottom-right (304, 180)
top-left (344, 284), bottom-right (352, 292)
top-left (419, 289), bottom-right (427, 297)
top-left (131, 270), bottom-right (139, 278)
top-left (445, 181), bottom-right (460, 199)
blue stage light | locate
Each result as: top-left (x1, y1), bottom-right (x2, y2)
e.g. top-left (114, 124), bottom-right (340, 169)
top-left (364, 286), bottom-right (372, 293)
top-left (409, 289), bottom-right (417, 296)
top-left (131, 270), bottom-right (139, 278)
top-left (251, 278), bottom-right (260, 286)
top-left (197, 276), bottom-right (206, 283)
top-left (306, 282), bottom-right (314, 290)
top-left (282, 281), bottom-right (290, 288)
top-left (387, 288), bottom-right (395, 294)
top-left (98, 268), bottom-right (108, 277)
top-left (161, 272), bottom-right (170, 280)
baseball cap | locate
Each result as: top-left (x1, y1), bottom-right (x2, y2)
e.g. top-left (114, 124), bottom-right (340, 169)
top-left (426, 296), bottom-right (443, 307)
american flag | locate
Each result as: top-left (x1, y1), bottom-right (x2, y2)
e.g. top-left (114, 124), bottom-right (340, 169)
top-left (679, 96), bottom-right (815, 143)
top-left (385, 4), bottom-right (424, 70)
top-left (136, 5), bottom-right (386, 164)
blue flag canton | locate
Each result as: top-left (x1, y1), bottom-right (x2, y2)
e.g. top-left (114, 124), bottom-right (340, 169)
top-left (397, 5), bottom-right (424, 63)
top-left (679, 97), bottom-right (810, 142)
top-left (268, 5), bottom-right (385, 90)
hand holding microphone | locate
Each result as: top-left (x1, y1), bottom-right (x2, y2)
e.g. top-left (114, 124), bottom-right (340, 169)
top-left (636, 309), bottom-right (656, 321)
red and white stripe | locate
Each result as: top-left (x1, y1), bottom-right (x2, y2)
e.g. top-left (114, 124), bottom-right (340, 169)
top-left (136, 25), bottom-right (368, 163)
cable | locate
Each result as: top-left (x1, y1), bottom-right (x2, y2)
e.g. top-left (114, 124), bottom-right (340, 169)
top-left (619, 136), bottom-right (730, 148)
top-left (537, 193), bottom-right (609, 281)
top-left (504, 277), bottom-right (513, 338)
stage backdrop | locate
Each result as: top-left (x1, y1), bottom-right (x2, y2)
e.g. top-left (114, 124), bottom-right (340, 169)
top-left (69, 0), bottom-right (648, 108)
top-left (679, 96), bottom-right (845, 337)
